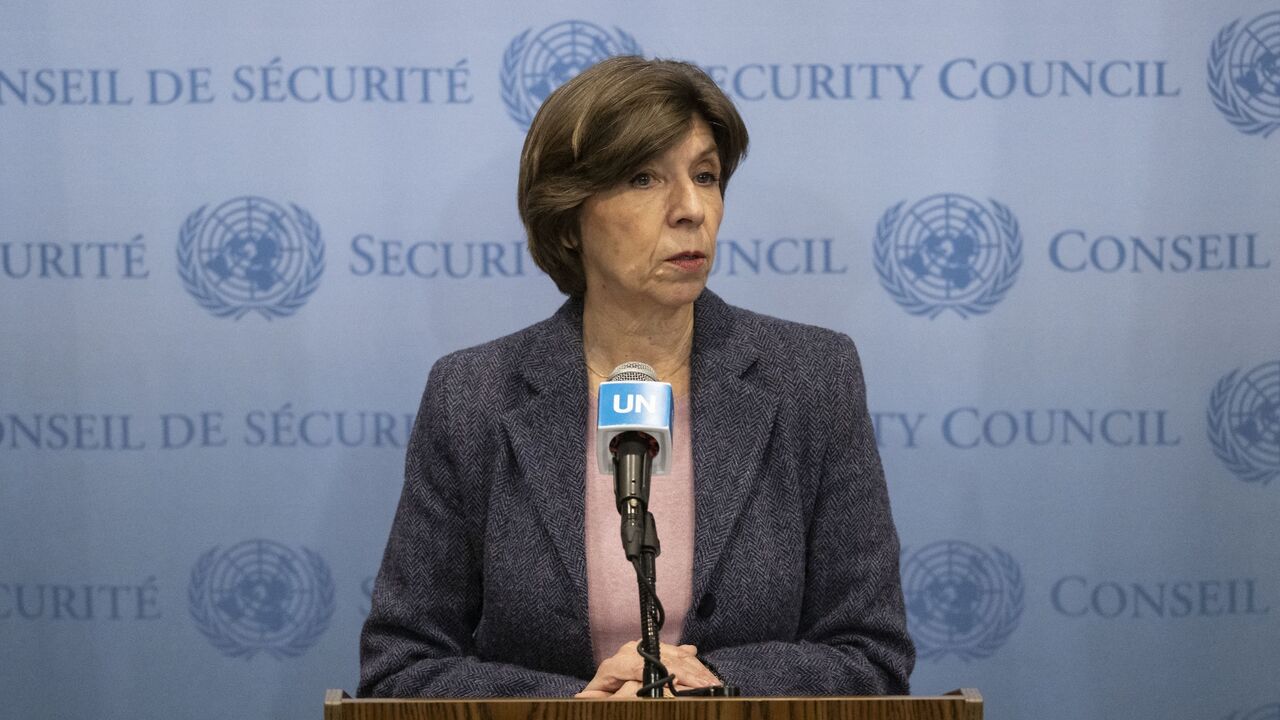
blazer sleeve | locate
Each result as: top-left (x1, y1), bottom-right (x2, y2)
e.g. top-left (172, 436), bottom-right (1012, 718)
top-left (358, 356), bottom-right (584, 698)
top-left (699, 335), bottom-right (915, 695)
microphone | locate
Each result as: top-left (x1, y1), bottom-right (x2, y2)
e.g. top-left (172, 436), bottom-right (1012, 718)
top-left (595, 361), bottom-right (674, 474)
top-left (599, 361), bottom-right (719, 698)
top-left (596, 361), bottom-right (673, 561)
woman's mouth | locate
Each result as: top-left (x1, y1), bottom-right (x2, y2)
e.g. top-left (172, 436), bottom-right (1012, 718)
top-left (665, 251), bottom-right (707, 271)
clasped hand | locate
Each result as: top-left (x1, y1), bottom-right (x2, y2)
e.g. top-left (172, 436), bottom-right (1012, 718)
top-left (575, 640), bottom-right (720, 698)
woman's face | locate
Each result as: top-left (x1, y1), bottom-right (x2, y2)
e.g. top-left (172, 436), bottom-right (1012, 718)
top-left (578, 117), bottom-right (723, 312)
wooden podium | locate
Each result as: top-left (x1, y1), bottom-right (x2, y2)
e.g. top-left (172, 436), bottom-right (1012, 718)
top-left (324, 688), bottom-right (982, 720)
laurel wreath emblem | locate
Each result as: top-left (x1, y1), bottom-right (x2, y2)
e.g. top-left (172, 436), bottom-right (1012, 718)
top-left (1208, 16), bottom-right (1280, 139)
top-left (902, 543), bottom-right (1025, 662)
top-left (499, 29), bottom-right (535, 128)
top-left (177, 201), bottom-right (325, 320)
top-left (189, 543), bottom-right (336, 660)
top-left (873, 197), bottom-right (1023, 319)
top-left (961, 546), bottom-right (1025, 662)
top-left (1207, 368), bottom-right (1280, 485)
top-left (500, 23), bottom-right (641, 129)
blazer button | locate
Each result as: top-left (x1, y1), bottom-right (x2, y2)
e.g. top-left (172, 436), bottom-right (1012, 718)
top-left (696, 593), bottom-right (716, 619)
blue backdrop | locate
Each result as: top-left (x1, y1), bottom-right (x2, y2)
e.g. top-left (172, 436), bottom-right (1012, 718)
top-left (2, 3), bottom-right (1278, 719)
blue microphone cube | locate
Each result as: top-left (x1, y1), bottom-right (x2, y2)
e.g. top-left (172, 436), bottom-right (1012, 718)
top-left (595, 380), bottom-right (674, 474)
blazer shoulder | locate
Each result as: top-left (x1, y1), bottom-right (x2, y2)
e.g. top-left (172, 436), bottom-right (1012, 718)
top-left (746, 308), bottom-right (855, 352)
top-left (417, 316), bottom-right (567, 433)
top-left (724, 303), bottom-right (862, 389)
top-left (429, 315), bottom-right (556, 385)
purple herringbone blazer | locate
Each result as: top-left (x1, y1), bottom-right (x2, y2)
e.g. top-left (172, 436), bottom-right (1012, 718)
top-left (359, 290), bottom-right (913, 697)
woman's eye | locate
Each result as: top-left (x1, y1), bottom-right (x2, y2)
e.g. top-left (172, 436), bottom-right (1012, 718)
top-left (696, 172), bottom-right (720, 185)
top-left (630, 172), bottom-right (653, 188)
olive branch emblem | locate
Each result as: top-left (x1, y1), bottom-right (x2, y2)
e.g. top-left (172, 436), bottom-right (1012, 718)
top-left (188, 542), bottom-right (336, 660)
top-left (177, 199), bottom-right (324, 320)
top-left (500, 22), bottom-right (642, 129)
top-left (1207, 367), bottom-right (1280, 485)
top-left (1207, 15), bottom-right (1280, 138)
top-left (902, 542), bottom-right (1025, 662)
top-left (873, 197), bottom-right (1022, 319)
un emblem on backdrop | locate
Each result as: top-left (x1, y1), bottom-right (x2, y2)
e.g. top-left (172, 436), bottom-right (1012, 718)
top-left (873, 194), bottom-right (1022, 319)
top-left (1208, 360), bottom-right (1280, 485)
top-left (177, 196), bottom-right (324, 320)
top-left (1209, 11), bottom-right (1280, 138)
top-left (501, 20), bottom-right (642, 128)
top-left (902, 540), bottom-right (1024, 661)
top-left (189, 539), bottom-right (335, 659)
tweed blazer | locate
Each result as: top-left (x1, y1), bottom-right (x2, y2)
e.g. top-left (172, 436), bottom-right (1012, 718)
top-left (359, 290), bottom-right (914, 697)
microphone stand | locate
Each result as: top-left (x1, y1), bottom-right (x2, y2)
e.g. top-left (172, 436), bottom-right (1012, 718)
top-left (637, 511), bottom-right (662, 698)
top-left (612, 432), bottom-right (665, 698)
top-left (602, 373), bottom-right (739, 698)
top-left (613, 430), bottom-right (738, 697)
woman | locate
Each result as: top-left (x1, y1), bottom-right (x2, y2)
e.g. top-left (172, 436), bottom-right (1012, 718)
top-left (359, 56), bottom-right (914, 698)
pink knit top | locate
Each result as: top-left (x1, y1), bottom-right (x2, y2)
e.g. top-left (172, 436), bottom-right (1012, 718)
top-left (585, 393), bottom-right (695, 666)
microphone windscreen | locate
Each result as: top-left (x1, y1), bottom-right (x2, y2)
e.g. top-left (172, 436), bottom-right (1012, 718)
top-left (607, 361), bottom-right (658, 382)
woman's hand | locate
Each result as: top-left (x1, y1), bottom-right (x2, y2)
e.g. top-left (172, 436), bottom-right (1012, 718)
top-left (575, 641), bottom-right (720, 698)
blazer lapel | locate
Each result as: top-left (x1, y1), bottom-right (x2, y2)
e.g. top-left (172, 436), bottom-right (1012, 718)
top-left (494, 292), bottom-right (780, 627)
top-left (498, 299), bottom-right (591, 622)
top-left (689, 291), bottom-right (780, 604)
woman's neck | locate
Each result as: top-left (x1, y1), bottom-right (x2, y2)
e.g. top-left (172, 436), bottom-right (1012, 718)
top-left (582, 294), bottom-right (694, 396)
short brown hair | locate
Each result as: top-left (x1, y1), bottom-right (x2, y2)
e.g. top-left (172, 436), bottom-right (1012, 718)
top-left (517, 56), bottom-right (749, 297)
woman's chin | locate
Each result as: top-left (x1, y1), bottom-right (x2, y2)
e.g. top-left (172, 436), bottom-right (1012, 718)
top-left (654, 277), bottom-right (709, 309)
top-left (586, 274), bottom-right (709, 312)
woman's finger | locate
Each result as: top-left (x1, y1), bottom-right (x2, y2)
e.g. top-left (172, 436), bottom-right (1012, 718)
top-left (574, 689), bottom-right (613, 699)
top-left (658, 642), bottom-right (696, 659)
top-left (612, 680), bottom-right (644, 698)
top-left (582, 639), bottom-right (719, 698)
top-left (666, 654), bottom-right (721, 688)
top-left (580, 640), bottom-right (649, 696)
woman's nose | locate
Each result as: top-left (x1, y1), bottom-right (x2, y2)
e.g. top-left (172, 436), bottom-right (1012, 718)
top-left (667, 177), bottom-right (706, 227)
